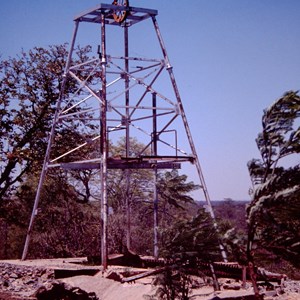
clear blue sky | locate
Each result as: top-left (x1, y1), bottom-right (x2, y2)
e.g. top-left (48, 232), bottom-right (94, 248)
top-left (1, 0), bottom-right (300, 201)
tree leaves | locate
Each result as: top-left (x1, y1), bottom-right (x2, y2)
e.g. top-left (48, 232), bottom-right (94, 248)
top-left (157, 170), bottom-right (199, 210)
top-left (247, 91), bottom-right (300, 269)
top-left (254, 91), bottom-right (300, 182)
top-left (0, 44), bottom-right (93, 200)
top-left (161, 208), bottom-right (222, 263)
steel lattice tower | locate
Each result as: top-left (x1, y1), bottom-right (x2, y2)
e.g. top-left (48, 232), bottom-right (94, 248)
top-left (22, 2), bottom-right (226, 267)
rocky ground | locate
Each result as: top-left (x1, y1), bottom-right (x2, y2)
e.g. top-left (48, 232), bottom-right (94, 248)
top-left (0, 258), bottom-right (299, 299)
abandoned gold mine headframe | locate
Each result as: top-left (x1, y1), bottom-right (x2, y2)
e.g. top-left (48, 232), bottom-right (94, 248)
top-left (22, 1), bottom-right (227, 268)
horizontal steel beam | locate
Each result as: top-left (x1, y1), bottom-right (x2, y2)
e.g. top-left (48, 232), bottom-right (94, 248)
top-left (108, 162), bottom-right (181, 170)
top-left (57, 161), bottom-right (181, 170)
top-left (74, 4), bottom-right (158, 26)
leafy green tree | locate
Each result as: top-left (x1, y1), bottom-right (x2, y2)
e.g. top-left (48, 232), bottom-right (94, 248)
top-left (156, 170), bottom-right (199, 251)
top-left (0, 196), bottom-right (28, 259)
top-left (105, 139), bottom-right (200, 256)
top-left (0, 44), bottom-right (101, 258)
top-left (105, 138), bottom-right (153, 253)
top-left (161, 208), bottom-right (222, 263)
top-left (248, 166), bottom-right (300, 266)
top-left (247, 91), bottom-right (300, 283)
top-left (151, 267), bottom-right (192, 300)
top-left (249, 91), bottom-right (300, 184)
top-left (151, 209), bottom-right (222, 300)
top-left (213, 199), bottom-right (248, 264)
top-left (157, 170), bottom-right (199, 210)
top-left (107, 137), bottom-right (152, 213)
top-left (0, 44), bottom-right (93, 201)
top-left (7, 170), bottom-right (101, 259)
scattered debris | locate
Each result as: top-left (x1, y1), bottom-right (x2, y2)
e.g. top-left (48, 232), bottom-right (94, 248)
top-left (1, 259), bottom-right (300, 299)
top-left (0, 262), bottom-right (54, 298)
top-left (34, 281), bottom-right (98, 300)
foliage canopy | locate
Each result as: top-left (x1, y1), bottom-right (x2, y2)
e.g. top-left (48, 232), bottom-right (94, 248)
top-left (247, 91), bottom-right (300, 269)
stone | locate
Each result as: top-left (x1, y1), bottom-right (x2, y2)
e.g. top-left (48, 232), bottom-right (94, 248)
top-left (263, 290), bottom-right (278, 297)
top-left (3, 280), bottom-right (9, 287)
top-left (223, 283), bottom-right (241, 290)
top-left (24, 278), bottom-right (36, 285)
top-left (35, 281), bottom-right (100, 300)
top-left (10, 272), bottom-right (19, 279)
top-left (106, 270), bottom-right (123, 282)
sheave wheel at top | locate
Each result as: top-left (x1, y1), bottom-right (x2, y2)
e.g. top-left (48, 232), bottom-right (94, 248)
top-left (112, 0), bottom-right (129, 23)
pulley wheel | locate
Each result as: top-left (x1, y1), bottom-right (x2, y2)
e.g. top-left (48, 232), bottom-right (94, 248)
top-left (112, 0), bottom-right (129, 23)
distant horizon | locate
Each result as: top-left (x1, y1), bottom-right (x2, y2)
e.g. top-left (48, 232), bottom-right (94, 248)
top-left (197, 199), bottom-right (250, 203)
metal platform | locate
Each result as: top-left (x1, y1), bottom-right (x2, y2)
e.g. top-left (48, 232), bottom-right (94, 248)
top-left (74, 4), bottom-right (157, 26)
top-left (49, 155), bottom-right (195, 170)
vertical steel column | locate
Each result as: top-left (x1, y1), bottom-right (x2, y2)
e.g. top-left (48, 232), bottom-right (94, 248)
top-left (100, 14), bottom-right (108, 270)
top-left (152, 93), bottom-right (159, 259)
top-left (124, 24), bottom-right (131, 251)
top-left (153, 169), bottom-right (159, 259)
top-left (151, 16), bottom-right (227, 262)
top-left (152, 93), bottom-right (158, 156)
top-left (21, 21), bottom-right (80, 261)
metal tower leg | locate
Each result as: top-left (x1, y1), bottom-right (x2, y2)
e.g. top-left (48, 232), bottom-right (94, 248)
top-left (153, 168), bottom-right (159, 259)
top-left (100, 14), bottom-right (108, 270)
top-left (21, 21), bottom-right (80, 260)
top-left (152, 92), bottom-right (159, 259)
top-left (124, 25), bottom-right (131, 251)
top-left (152, 16), bottom-right (227, 262)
